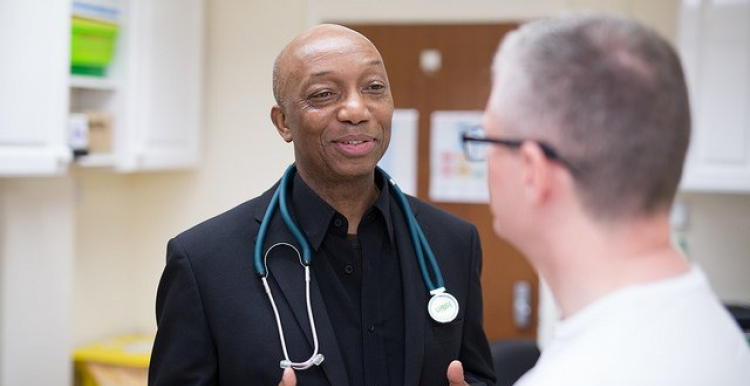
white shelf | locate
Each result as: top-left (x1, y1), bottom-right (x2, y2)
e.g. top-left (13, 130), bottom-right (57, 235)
top-left (70, 75), bottom-right (119, 91)
top-left (75, 153), bottom-right (115, 168)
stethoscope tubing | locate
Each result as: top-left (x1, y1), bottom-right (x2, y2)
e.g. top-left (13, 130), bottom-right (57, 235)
top-left (256, 164), bottom-right (445, 292)
top-left (379, 167), bottom-right (445, 292)
top-left (254, 164), bottom-right (312, 276)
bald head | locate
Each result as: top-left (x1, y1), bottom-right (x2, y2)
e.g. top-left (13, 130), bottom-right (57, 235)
top-left (268, 23), bottom-right (394, 198)
top-left (272, 24), bottom-right (381, 107)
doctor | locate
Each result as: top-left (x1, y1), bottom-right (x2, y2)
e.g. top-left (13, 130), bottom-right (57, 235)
top-left (149, 24), bottom-right (496, 386)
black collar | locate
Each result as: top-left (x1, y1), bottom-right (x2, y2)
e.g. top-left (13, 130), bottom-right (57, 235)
top-left (290, 171), bottom-right (396, 251)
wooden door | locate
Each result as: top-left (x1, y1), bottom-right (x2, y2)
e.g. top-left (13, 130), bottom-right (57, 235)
top-left (345, 24), bottom-right (537, 340)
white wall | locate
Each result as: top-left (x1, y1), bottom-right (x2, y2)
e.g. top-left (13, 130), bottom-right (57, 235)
top-left (69, 0), bottom-right (750, 352)
top-left (678, 193), bottom-right (750, 304)
top-left (72, 170), bottom-right (137, 342)
top-left (0, 178), bottom-right (74, 386)
top-left (308, 0), bottom-right (677, 42)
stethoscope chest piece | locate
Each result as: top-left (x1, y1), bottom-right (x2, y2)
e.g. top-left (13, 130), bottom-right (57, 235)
top-left (427, 289), bottom-right (459, 323)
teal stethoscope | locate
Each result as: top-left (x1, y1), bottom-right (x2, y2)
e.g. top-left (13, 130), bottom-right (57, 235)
top-left (253, 164), bottom-right (459, 370)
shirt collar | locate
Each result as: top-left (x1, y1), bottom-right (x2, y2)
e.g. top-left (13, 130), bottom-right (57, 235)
top-left (291, 170), bottom-right (396, 251)
top-left (371, 171), bottom-right (396, 245)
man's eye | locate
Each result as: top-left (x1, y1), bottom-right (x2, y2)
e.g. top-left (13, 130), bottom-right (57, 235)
top-left (310, 91), bottom-right (334, 99)
top-left (368, 84), bottom-right (385, 91)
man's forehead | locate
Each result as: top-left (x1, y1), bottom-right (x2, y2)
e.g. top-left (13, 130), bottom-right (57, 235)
top-left (273, 25), bottom-right (387, 100)
top-left (290, 34), bottom-right (378, 62)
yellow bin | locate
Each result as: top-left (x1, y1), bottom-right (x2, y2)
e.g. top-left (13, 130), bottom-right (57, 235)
top-left (73, 335), bottom-right (152, 386)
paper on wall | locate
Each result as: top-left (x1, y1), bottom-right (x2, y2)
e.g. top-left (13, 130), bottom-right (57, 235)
top-left (429, 111), bottom-right (488, 203)
top-left (379, 109), bottom-right (419, 196)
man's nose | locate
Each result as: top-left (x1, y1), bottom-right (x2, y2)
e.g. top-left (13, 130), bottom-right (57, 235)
top-left (337, 92), bottom-right (371, 125)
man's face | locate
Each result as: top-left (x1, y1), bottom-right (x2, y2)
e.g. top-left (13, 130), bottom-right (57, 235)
top-left (483, 87), bottom-right (523, 241)
top-left (274, 29), bottom-right (394, 184)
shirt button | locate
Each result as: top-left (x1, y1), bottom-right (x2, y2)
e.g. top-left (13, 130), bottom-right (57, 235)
top-left (344, 264), bottom-right (354, 274)
top-left (334, 218), bottom-right (343, 227)
top-left (367, 324), bottom-right (375, 333)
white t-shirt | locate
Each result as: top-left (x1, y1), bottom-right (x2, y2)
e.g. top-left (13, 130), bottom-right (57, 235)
top-left (515, 266), bottom-right (750, 386)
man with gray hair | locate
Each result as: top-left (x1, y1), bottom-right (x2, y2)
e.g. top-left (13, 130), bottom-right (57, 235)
top-left (463, 12), bottom-right (750, 386)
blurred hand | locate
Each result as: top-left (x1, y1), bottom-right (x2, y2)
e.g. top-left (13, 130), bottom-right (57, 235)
top-left (447, 360), bottom-right (469, 386)
top-left (278, 367), bottom-right (296, 386)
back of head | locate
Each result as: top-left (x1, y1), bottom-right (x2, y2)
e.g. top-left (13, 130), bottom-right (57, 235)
top-left (491, 13), bottom-right (691, 222)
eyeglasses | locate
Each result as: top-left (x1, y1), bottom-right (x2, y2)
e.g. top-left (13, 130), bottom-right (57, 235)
top-left (461, 126), bottom-right (581, 175)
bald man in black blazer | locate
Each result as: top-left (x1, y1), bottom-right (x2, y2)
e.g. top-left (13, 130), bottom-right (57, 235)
top-left (149, 24), bottom-right (495, 386)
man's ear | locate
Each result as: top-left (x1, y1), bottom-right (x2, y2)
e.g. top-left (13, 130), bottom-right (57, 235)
top-left (271, 105), bottom-right (293, 143)
top-left (519, 142), bottom-right (552, 205)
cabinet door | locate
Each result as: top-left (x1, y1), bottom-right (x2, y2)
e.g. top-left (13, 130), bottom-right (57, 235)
top-left (0, 1), bottom-right (71, 176)
top-left (679, 1), bottom-right (750, 192)
top-left (117, 0), bottom-right (204, 171)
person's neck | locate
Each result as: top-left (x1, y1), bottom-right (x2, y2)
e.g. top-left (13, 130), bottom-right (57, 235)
top-left (537, 213), bottom-right (690, 319)
top-left (298, 169), bottom-right (380, 234)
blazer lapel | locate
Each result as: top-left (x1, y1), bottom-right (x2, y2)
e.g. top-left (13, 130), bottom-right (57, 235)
top-left (392, 197), bottom-right (427, 386)
top-left (254, 189), bottom-right (349, 386)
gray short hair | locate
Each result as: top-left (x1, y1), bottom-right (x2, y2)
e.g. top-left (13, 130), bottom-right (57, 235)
top-left (491, 13), bottom-right (691, 220)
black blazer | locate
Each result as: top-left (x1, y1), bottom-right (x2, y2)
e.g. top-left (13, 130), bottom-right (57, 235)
top-left (149, 183), bottom-right (496, 386)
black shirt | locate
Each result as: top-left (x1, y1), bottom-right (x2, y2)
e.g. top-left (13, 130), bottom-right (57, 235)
top-left (290, 173), bottom-right (405, 386)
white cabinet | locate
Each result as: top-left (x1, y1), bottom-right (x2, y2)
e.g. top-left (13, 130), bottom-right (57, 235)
top-left (0, 1), bottom-right (72, 176)
top-left (678, 0), bottom-right (750, 192)
top-left (0, 0), bottom-right (204, 176)
top-left (114, 0), bottom-right (204, 171)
